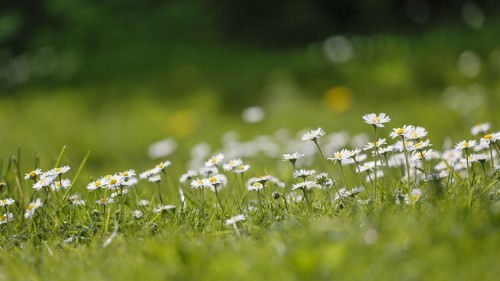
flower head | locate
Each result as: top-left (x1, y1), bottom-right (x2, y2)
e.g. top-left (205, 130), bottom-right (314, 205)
top-left (471, 123), bottom-right (490, 136)
top-left (292, 169), bottom-right (316, 179)
top-left (96, 197), bottom-right (114, 205)
top-left (25, 199), bottom-right (42, 219)
top-left (455, 140), bottom-right (477, 151)
top-left (282, 152), bottom-right (305, 165)
top-left (0, 198), bottom-right (15, 207)
top-left (205, 153), bottom-right (224, 167)
top-left (226, 214), bottom-right (245, 225)
top-left (362, 113), bottom-right (390, 128)
top-left (389, 125), bottom-right (412, 139)
top-left (24, 169), bottom-right (42, 180)
top-left (154, 204), bottom-right (175, 213)
top-left (0, 212), bottom-right (13, 224)
top-left (301, 128), bottom-right (325, 141)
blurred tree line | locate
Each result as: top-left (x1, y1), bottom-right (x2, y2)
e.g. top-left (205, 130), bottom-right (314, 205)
top-left (0, 0), bottom-right (499, 107)
top-left (2, 0), bottom-right (498, 54)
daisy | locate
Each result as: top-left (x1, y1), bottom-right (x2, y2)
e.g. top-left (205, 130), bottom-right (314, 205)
top-left (282, 152), bottom-right (305, 164)
top-left (234, 164), bottom-right (250, 174)
top-left (411, 149), bottom-right (435, 162)
top-left (291, 181), bottom-right (319, 190)
top-left (120, 169), bottom-right (136, 179)
top-left (138, 199), bottom-right (150, 206)
top-left (50, 178), bottom-right (71, 191)
top-left (206, 174), bottom-right (225, 186)
top-left (69, 195), bottom-right (85, 206)
top-left (134, 210), bottom-right (144, 219)
top-left (111, 188), bottom-right (129, 198)
top-left (155, 161), bottom-right (172, 172)
top-left (377, 145), bottom-right (395, 155)
top-left (467, 153), bottom-right (488, 164)
top-left (455, 140), bottom-right (477, 151)
top-left (179, 170), bottom-right (198, 183)
top-left (148, 174), bottom-right (162, 183)
top-left (407, 139), bottom-right (432, 151)
top-left (334, 187), bottom-right (364, 200)
top-left (24, 169), bottom-right (42, 180)
top-left (87, 180), bottom-right (104, 191)
top-left (362, 113), bottom-right (390, 128)
top-left (404, 126), bottom-right (428, 140)
top-left (96, 197), bottom-right (114, 205)
top-left (471, 123), bottom-right (490, 136)
top-left (0, 212), bottom-right (13, 224)
top-left (25, 199), bottom-right (42, 219)
top-left (357, 161), bottom-right (377, 173)
top-left (46, 165), bottom-right (71, 177)
top-left (0, 198), bottom-right (15, 207)
top-left (248, 181), bottom-right (264, 191)
top-left (363, 138), bottom-right (387, 150)
top-left (106, 175), bottom-right (125, 189)
top-left (301, 128), bottom-right (326, 141)
top-left (205, 153), bottom-right (224, 167)
top-left (222, 159), bottom-right (243, 172)
top-left (154, 204), bottom-right (175, 213)
top-left (389, 125), bottom-right (412, 139)
top-left (292, 169), bottom-right (316, 179)
top-left (199, 166), bottom-right (219, 177)
top-left (33, 174), bottom-right (57, 191)
top-left (328, 149), bottom-right (348, 163)
top-left (140, 169), bottom-right (157, 179)
top-left (226, 214), bottom-right (245, 225)
top-left (191, 178), bottom-right (208, 189)
top-left (315, 172), bottom-right (334, 188)
top-left (405, 189), bottom-right (422, 204)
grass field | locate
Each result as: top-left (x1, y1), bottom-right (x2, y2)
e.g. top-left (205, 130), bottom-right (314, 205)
top-left (1, 21), bottom-right (500, 280)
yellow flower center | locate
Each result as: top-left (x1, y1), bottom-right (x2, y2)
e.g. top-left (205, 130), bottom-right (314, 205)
top-left (109, 178), bottom-right (117, 185)
top-left (55, 168), bottom-right (61, 173)
top-left (372, 117), bottom-right (380, 123)
top-left (209, 177), bottom-right (217, 183)
top-left (484, 134), bottom-right (493, 140)
top-left (396, 128), bottom-right (404, 135)
top-left (157, 163), bottom-right (164, 169)
top-left (27, 203), bottom-right (36, 211)
top-left (122, 172), bottom-right (129, 176)
top-left (412, 194), bottom-right (420, 202)
top-left (237, 165), bottom-right (245, 171)
top-left (28, 171), bottom-right (37, 178)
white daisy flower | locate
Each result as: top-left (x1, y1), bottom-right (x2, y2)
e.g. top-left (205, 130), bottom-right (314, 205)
top-left (410, 149), bottom-right (435, 162)
top-left (471, 123), bottom-right (490, 136)
top-left (25, 199), bottom-right (42, 219)
top-left (328, 149), bottom-right (349, 163)
top-left (405, 189), bottom-right (422, 204)
top-left (315, 172), bottom-right (334, 188)
top-left (407, 139), bottom-right (432, 151)
top-left (291, 181), bottom-right (319, 190)
top-left (148, 174), bottom-right (162, 183)
top-left (45, 165), bottom-right (71, 177)
top-left (226, 214), bottom-right (245, 225)
top-left (138, 199), bottom-right (150, 206)
top-left (282, 152), bottom-right (305, 163)
top-left (25, 168), bottom-right (43, 180)
top-left (222, 159), bottom-right (243, 172)
top-left (134, 210), bottom-right (144, 219)
top-left (389, 125), bottom-right (412, 139)
top-left (362, 113), bottom-right (391, 127)
top-left (363, 138), bottom-right (387, 150)
top-left (205, 153), bottom-right (224, 167)
top-left (69, 195), bottom-right (85, 206)
top-left (0, 212), bottom-right (14, 224)
top-left (199, 166), bottom-right (219, 177)
top-left (111, 188), bottom-right (129, 198)
top-left (191, 178), bottom-right (208, 189)
top-left (404, 126), bottom-right (428, 140)
top-left (154, 204), bottom-right (175, 213)
top-left (120, 169), bottom-right (136, 179)
top-left (33, 174), bottom-right (57, 191)
top-left (180, 170), bottom-right (198, 183)
top-left (292, 169), bottom-right (316, 179)
top-left (301, 128), bottom-right (326, 141)
top-left (356, 161), bottom-right (377, 173)
top-left (155, 161), bottom-right (172, 172)
top-left (234, 164), bottom-right (250, 173)
top-left (50, 178), bottom-right (71, 191)
top-left (467, 153), bottom-right (488, 163)
top-left (87, 179), bottom-right (104, 191)
top-left (140, 169), bottom-right (157, 179)
top-left (455, 140), bottom-right (477, 151)
top-left (0, 198), bottom-right (15, 207)
top-left (96, 197), bottom-right (114, 205)
top-left (247, 181), bottom-right (264, 191)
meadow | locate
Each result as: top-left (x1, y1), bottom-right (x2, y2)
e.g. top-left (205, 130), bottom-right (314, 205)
top-left (1, 20), bottom-right (500, 281)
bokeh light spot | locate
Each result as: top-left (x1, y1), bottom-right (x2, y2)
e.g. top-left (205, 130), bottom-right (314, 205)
top-left (323, 86), bottom-right (353, 113)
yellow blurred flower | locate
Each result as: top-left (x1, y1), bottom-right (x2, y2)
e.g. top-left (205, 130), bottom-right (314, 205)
top-left (323, 86), bottom-right (353, 113)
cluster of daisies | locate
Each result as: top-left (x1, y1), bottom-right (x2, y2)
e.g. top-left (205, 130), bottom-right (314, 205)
top-left (1, 113), bottom-right (499, 227)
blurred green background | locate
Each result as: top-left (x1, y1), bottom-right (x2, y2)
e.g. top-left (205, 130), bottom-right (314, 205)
top-left (1, 0), bottom-right (500, 175)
